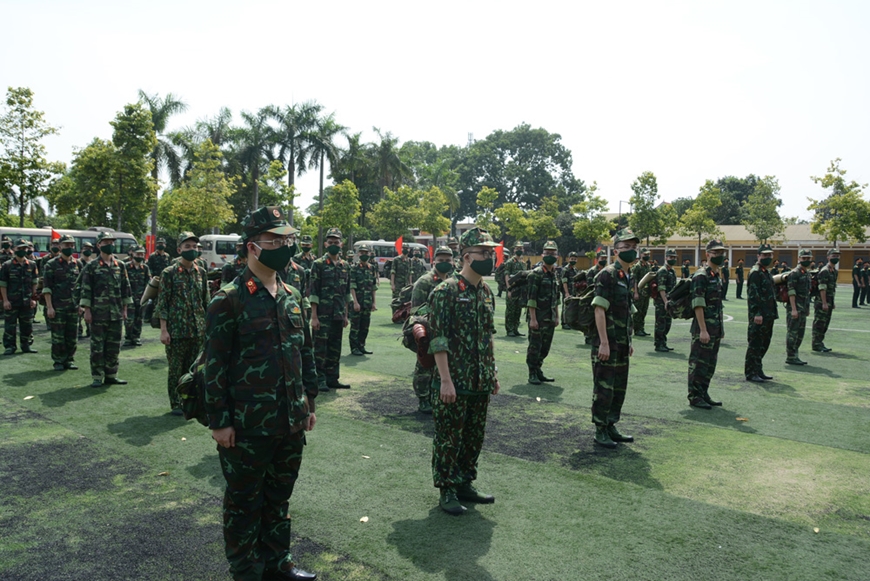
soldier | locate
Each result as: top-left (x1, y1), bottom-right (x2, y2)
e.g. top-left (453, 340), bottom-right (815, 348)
top-left (124, 246), bottom-right (150, 347)
top-left (309, 227), bottom-right (351, 391)
top-left (293, 235), bottom-right (316, 273)
top-left (583, 250), bottom-right (608, 344)
top-left (0, 235), bottom-right (13, 264)
top-left (721, 258), bottom-right (730, 300)
top-left (221, 242), bottom-right (247, 283)
top-left (631, 248), bottom-right (652, 337)
top-left (653, 249), bottom-right (678, 353)
top-left (349, 243), bottom-right (378, 356)
top-left (447, 236), bottom-right (461, 271)
top-left (735, 258), bottom-right (745, 299)
top-left (861, 261), bottom-right (870, 306)
top-left (390, 243), bottom-right (412, 314)
top-left (410, 248), bottom-right (428, 284)
top-left (560, 251), bottom-right (580, 329)
top-left (428, 227), bottom-right (500, 515)
top-left (79, 232), bottom-right (132, 387)
top-left (157, 232), bottom-right (209, 414)
top-left (38, 240), bottom-right (61, 323)
top-left (687, 240), bottom-right (726, 409)
top-left (681, 259), bottom-right (690, 279)
top-left (43, 235), bottom-right (80, 369)
top-left (27, 242), bottom-right (40, 324)
top-left (745, 244), bottom-right (778, 383)
top-left (852, 258), bottom-right (863, 308)
top-left (812, 248), bottom-right (840, 353)
top-left (785, 248), bottom-right (814, 366)
top-left (1, 239), bottom-right (39, 355)
top-left (77, 241), bottom-right (95, 338)
top-left (278, 234), bottom-right (307, 297)
top-left (503, 241), bottom-right (526, 337)
top-left (526, 240), bottom-right (560, 385)
top-left (204, 206), bottom-right (318, 581)
top-left (147, 237), bottom-right (171, 277)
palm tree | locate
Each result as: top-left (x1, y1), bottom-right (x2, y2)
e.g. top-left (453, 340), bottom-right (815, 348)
top-left (230, 107), bottom-right (276, 211)
top-left (373, 127), bottom-right (412, 194)
top-left (307, 113), bottom-right (346, 247)
top-left (138, 90), bottom-right (187, 239)
top-left (170, 107), bottom-right (234, 180)
top-left (267, 101), bottom-right (322, 190)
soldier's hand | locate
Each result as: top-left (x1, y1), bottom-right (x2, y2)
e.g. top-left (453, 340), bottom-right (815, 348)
top-left (306, 412), bottom-right (316, 431)
top-left (121, 306), bottom-right (127, 320)
top-left (493, 379), bottom-right (501, 395)
top-left (353, 301), bottom-right (360, 312)
top-left (30, 299), bottom-right (36, 309)
top-left (822, 303), bottom-right (829, 311)
top-left (371, 304), bottom-right (377, 311)
top-left (440, 379), bottom-right (457, 404)
top-left (212, 426), bottom-right (235, 448)
top-left (83, 308), bottom-right (92, 324)
top-left (700, 330), bottom-right (710, 345)
top-left (530, 318), bottom-right (539, 330)
top-left (390, 284), bottom-right (395, 292)
top-left (160, 329), bottom-right (171, 345)
top-left (754, 315), bottom-right (763, 325)
top-left (311, 316), bottom-right (320, 331)
top-left (791, 309), bottom-right (798, 320)
top-left (597, 342), bottom-right (610, 361)
top-left (342, 315), bottom-right (348, 328)
top-left (47, 307), bottom-right (55, 319)
top-left (3, 300), bottom-right (11, 311)
top-left (629, 344), bottom-right (634, 357)
top-left (633, 292), bottom-right (640, 301)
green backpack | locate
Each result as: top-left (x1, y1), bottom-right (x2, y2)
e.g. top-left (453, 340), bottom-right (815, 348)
top-left (564, 287), bottom-right (596, 334)
top-left (666, 278), bottom-right (694, 320)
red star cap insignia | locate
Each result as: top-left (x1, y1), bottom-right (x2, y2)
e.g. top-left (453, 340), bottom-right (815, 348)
top-left (273, 209), bottom-right (281, 217)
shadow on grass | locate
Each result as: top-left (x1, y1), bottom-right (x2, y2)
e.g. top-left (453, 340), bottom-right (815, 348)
top-left (39, 384), bottom-right (105, 408)
top-left (678, 407), bottom-right (758, 433)
top-left (107, 414), bottom-right (186, 446)
top-left (643, 349), bottom-right (687, 360)
top-left (387, 508), bottom-right (495, 581)
top-left (813, 351), bottom-right (861, 360)
top-left (565, 444), bottom-right (664, 490)
top-left (2, 369), bottom-right (61, 387)
top-left (795, 365), bottom-right (841, 378)
top-left (507, 382), bottom-right (564, 402)
top-left (128, 356), bottom-right (168, 370)
top-left (187, 452), bottom-right (224, 487)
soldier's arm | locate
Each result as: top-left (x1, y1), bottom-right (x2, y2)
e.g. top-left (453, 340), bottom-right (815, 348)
top-left (78, 263), bottom-right (93, 309)
top-left (204, 292), bottom-right (237, 430)
top-left (155, 271), bottom-right (171, 322)
top-left (691, 274), bottom-right (709, 336)
top-left (120, 263), bottom-right (133, 305)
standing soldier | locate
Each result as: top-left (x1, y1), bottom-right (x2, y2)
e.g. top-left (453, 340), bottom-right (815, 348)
top-left (293, 235), bottom-right (316, 274)
top-left (681, 259), bottom-right (691, 279)
top-left (77, 241), bottom-right (96, 339)
top-left (157, 232), bottom-right (209, 415)
top-left (221, 242), bottom-right (247, 283)
top-left (653, 249), bottom-right (678, 353)
top-left (852, 258), bottom-right (863, 308)
top-left (503, 241), bottom-right (526, 337)
top-left (590, 229), bottom-right (640, 448)
top-left (785, 248), bottom-right (814, 366)
top-left (735, 258), bottom-right (745, 299)
top-left (631, 248), bottom-right (652, 337)
top-left (428, 227), bottom-right (500, 515)
top-left (39, 241), bottom-right (61, 323)
top-left (1, 239), bottom-right (39, 355)
top-left (79, 232), bottom-right (132, 387)
top-left (721, 258), bottom-right (730, 300)
top-left (309, 227), bottom-right (351, 391)
top-left (560, 252), bottom-right (580, 329)
top-left (812, 248), bottom-right (840, 353)
top-left (745, 244), bottom-right (777, 383)
top-left (410, 248), bottom-right (428, 284)
top-left (43, 235), bottom-right (80, 369)
top-left (687, 240), bottom-right (726, 409)
top-left (861, 261), bottom-right (870, 306)
top-left (447, 236), bottom-right (461, 271)
top-left (526, 240), bottom-right (560, 385)
top-left (0, 235), bottom-right (13, 264)
top-left (390, 243), bottom-right (412, 314)
top-left (204, 206), bottom-right (318, 581)
top-left (147, 237), bottom-right (171, 278)
top-left (583, 250), bottom-right (609, 345)
top-left (349, 243), bottom-right (378, 356)
top-left (124, 246), bottom-right (150, 347)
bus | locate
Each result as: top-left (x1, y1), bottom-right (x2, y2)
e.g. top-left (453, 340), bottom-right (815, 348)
top-left (200, 234), bottom-right (241, 269)
top-left (352, 240), bottom-right (431, 276)
top-left (0, 226), bottom-right (137, 257)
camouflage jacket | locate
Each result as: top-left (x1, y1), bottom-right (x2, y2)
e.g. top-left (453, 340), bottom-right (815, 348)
top-left (156, 263), bottom-right (208, 339)
top-left (126, 260), bottom-right (151, 302)
top-left (42, 256), bottom-right (81, 311)
top-left (38, 253), bottom-right (60, 279)
top-left (278, 261), bottom-right (310, 310)
top-left (502, 255), bottom-right (526, 288)
top-left (526, 265), bottom-right (560, 323)
top-left (350, 261), bottom-right (379, 311)
top-left (391, 255), bottom-right (413, 288)
top-left (815, 264), bottom-right (838, 308)
top-left (204, 272), bottom-right (318, 436)
top-left (147, 252), bottom-right (171, 278)
top-left (411, 269), bottom-right (448, 312)
top-left (309, 255), bottom-right (350, 320)
top-left (78, 256), bottom-right (133, 321)
top-left (0, 257), bottom-right (38, 307)
top-left (690, 266), bottom-right (724, 338)
top-left (562, 265), bottom-right (579, 295)
top-left (630, 261), bottom-right (653, 296)
top-left (221, 258), bottom-right (246, 283)
top-left (428, 273), bottom-right (496, 395)
top-left (293, 251), bottom-right (316, 273)
top-left (0, 249), bottom-right (14, 265)
top-left (586, 264), bottom-right (605, 287)
top-left (786, 266), bottom-right (812, 313)
top-left (681, 264), bottom-right (691, 278)
top-left (654, 264), bottom-right (678, 302)
top-left (747, 264), bottom-right (778, 320)
top-left (590, 262), bottom-right (634, 347)
top-left (410, 258), bottom-right (428, 284)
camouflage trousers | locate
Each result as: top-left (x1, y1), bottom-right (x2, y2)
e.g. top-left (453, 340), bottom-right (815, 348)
top-left (218, 430), bottom-right (305, 581)
top-left (811, 304), bottom-right (833, 349)
top-left (786, 310), bottom-right (808, 358)
top-left (688, 335), bottom-right (721, 400)
top-left (391, 288), bottom-right (402, 314)
top-left (504, 295), bottom-right (523, 333)
top-left (653, 301), bottom-right (672, 347)
top-left (166, 337), bottom-right (201, 409)
top-left (413, 360), bottom-right (435, 399)
top-left (632, 295), bottom-right (650, 333)
top-left (3, 305), bottom-right (33, 350)
top-left (89, 319), bottom-right (122, 380)
top-left (49, 308), bottom-right (78, 365)
top-left (348, 308), bottom-right (371, 352)
top-left (591, 342), bottom-right (630, 427)
top-left (431, 388), bottom-right (490, 489)
top-left (721, 279), bottom-right (729, 299)
top-left (314, 319), bottom-right (344, 385)
top-left (124, 302), bottom-right (143, 341)
top-left (744, 318), bottom-right (775, 378)
top-left (526, 321), bottom-right (555, 370)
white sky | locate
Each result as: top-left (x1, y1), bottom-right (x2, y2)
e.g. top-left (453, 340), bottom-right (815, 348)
top-left (3, 0), bottom-right (869, 222)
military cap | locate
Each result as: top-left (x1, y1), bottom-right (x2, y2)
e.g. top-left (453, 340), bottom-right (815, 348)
top-left (706, 239), bottom-right (726, 251)
top-left (325, 227), bottom-right (342, 239)
top-left (156, 237), bottom-right (167, 244)
top-left (459, 227), bottom-right (499, 250)
top-left (447, 236), bottom-right (459, 245)
top-left (134, 245), bottom-right (147, 253)
top-left (14, 238), bottom-right (28, 248)
top-left (435, 245), bottom-right (453, 256)
top-left (640, 247), bottom-right (650, 255)
top-left (81, 241), bottom-right (94, 249)
top-left (612, 228), bottom-right (640, 244)
top-left (597, 249), bottom-right (608, 258)
top-left (95, 231), bottom-right (116, 243)
top-left (798, 248), bottom-right (813, 257)
top-left (1, 234), bottom-right (10, 241)
top-left (357, 244), bottom-right (372, 253)
top-left (568, 251), bottom-right (579, 258)
top-left (666, 248), bottom-right (677, 256)
top-left (58, 235), bottom-right (75, 244)
top-left (300, 235), bottom-right (313, 245)
top-left (827, 247), bottom-right (840, 256)
top-left (514, 241), bottom-right (524, 249)
top-left (757, 243), bottom-right (773, 254)
top-left (178, 231), bottom-right (199, 245)
top-left (242, 206), bottom-right (298, 241)
top-left (543, 240), bottom-right (558, 251)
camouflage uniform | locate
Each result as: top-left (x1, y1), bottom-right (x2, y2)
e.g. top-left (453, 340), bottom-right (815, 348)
top-left (293, 236), bottom-right (316, 279)
top-left (721, 262), bottom-right (730, 299)
top-left (630, 253), bottom-right (652, 335)
top-left (1, 242), bottom-right (38, 354)
top-left (0, 237), bottom-right (12, 327)
top-left (681, 262), bottom-right (690, 279)
top-left (410, 258), bottom-right (452, 405)
top-left (786, 256), bottom-right (812, 362)
top-left (526, 248), bottom-right (560, 380)
top-left (124, 250), bottom-right (151, 345)
top-left (812, 258), bottom-right (839, 351)
top-left (744, 248), bottom-right (778, 379)
top-left (583, 256), bottom-right (607, 343)
top-left (76, 247), bottom-right (95, 338)
top-left (146, 241), bottom-right (171, 280)
top-left (42, 243), bottom-right (81, 366)
top-left (410, 255), bottom-right (428, 284)
top-left (687, 259), bottom-right (724, 403)
top-left (653, 258), bottom-right (678, 350)
top-left (309, 228), bottom-right (350, 389)
top-left (502, 250), bottom-right (526, 335)
top-left (559, 252), bottom-right (579, 327)
top-left (222, 257), bottom-right (247, 283)
top-left (349, 248), bottom-right (378, 354)
top-left (390, 252), bottom-right (413, 313)
top-left (735, 263), bottom-right (745, 298)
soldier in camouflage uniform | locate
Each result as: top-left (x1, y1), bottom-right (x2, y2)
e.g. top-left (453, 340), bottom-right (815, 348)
top-left (222, 242), bottom-right (247, 283)
top-left (428, 227), bottom-right (500, 515)
top-left (681, 260), bottom-right (691, 280)
top-left (583, 250), bottom-right (609, 344)
top-left (653, 249), bottom-right (678, 352)
top-left (721, 259), bottom-right (730, 300)
top-left (590, 229), bottom-right (639, 449)
top-left (309, 227), bottom-right (351, 391)
top-left (630, 248), bottom-right (652, 336)
top-left (43, 235), bottom-right (81, 369)
top-left (526, 240), bottom-right (560, 384)
top-left (38, 242), bottom-right (61, 324)
top-left (687, 240), bottom-right (726, 409)
top-left (156, 232), bottom-right (209, 413)
top-left (349, 244), bottom-right (378, 356)
top-left (1, 239), bottom-right (39, 355)
top-left (76, 242), bottom-right (95, 339)
top-left (735, 259), bottom-right (745, 299)
top-left (785, 248), bottom-right (814, 365)
top-left (390, 243), bottom-right (413, 314)
top-left (410, 248), bottom-right (428, 284)
top-left (205, 206), bottom-right (318, 581)
top-left (812, 248), bottom-right (840, 353)
top-left (447, 236), bottom-right (461, 271)
top-left (147, 237), bottom-right (171, 278)
top-left (79, 232), bottom-right (132, 387)
top-left (123, 246), bottom-right (150, 347)
top-left (0, 235), bottom-right (13, 264)
top-left (503, 241), bottom-right (526, 336)
top-left (559, 251), bottom-right (579, 329)
top-left (293, 235), bottom-right (316, 275)
top-left (745, 244), bottom-right (777, 383)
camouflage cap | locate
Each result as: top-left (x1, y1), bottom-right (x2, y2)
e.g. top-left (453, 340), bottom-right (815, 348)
top-left (612, 228), bottom-right (640, 244)
top-left (459, 227), bottom-right (499, 250)
top-left (543, 240), bottom-right (558, 251)
top-left (597, 249), bottom-right (608, 258)
top-left (706, 239), bottom-right (726, 251)
top-left (666, 248), bottom-right (677, 256)
top-left (641, 247), bottom-right (650, 255)
top-left (81, 241), bottom-right (94, 249)
top-left (300, 235), bottom-right (313, 245)
top-left (827, 247), bottom-right (841, 257)
top-left (798, 248), bottom-right (813, 257)
top-left (14, 238), bottom-right (28, 248)
top-left (357, 244), bottom-right (372, 253)
top-left (134, 245), bottom-right (146, 254)
top-left (513, 241), bottom-right (524, 249)
top-left (95, 231), bottom-right (116, 243)
top-left (568, 251), bottom-right (579, 258)
top-left (435, 245), bottom-right (453, 256)
top-left (58, 235), bottom-right (75, 244)
top-left (325, 227), bottom-right (342, 239)
top-left (242, 206), bottom-right (297, 241)
top-left (447, 236), bottom-right (459, 245)
top-left (757, 243), bottom-right (773, 254)
top-left (178, 231), bottom-right (199, 245)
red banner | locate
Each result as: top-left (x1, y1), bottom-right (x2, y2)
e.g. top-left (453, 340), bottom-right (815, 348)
top-left (495, 243), bottom-right (504, 267)
top-left (51, 228), bottom-right (61, 241)
top-left (395, 236), bottom-right (403, 255)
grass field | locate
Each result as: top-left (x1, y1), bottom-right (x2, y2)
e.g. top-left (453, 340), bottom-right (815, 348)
top-left (2, 281), bottom-right (869, 581)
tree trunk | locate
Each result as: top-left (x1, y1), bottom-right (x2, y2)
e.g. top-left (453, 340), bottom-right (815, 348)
top-left (117, 175), bottom-right (124, 231)
top-left (317, 150), bottom-right (325, 250)
top-left (151, 164), bottom-right (159, 240)
top-left (18, 190), bottom-right (25, 228)
top-left (697, 232), bottom-right (701, 265)
top-left (252, 164), bottom-right (260, 210)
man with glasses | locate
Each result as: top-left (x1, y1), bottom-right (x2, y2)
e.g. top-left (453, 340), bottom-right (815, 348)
top-left (687, 240), bottom-right (727, 409)
top-left (526, 240), bottom-right (561, 385)
top-left (309, 227), bottom-right (351, 391)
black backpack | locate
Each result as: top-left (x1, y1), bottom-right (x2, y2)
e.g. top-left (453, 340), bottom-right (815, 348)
top-left (666, 278), bottom-right (694, 320)
top-left (563, 287), bottom-right (596, 334)
top-left (507, 269), bottom-right (533, 304)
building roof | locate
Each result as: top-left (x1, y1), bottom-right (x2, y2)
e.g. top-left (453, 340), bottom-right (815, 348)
top-left (667, 224), bottom-right (870, 247)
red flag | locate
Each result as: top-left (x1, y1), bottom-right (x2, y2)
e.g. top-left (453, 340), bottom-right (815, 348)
top-left (428, 245), bottom-right (434, 261)
top-left (51, 228), bottom-right (61, 241)
top-left (495, 243), bottom-right (504, 267)
top-left (395, 236), bottom-right (403, 255)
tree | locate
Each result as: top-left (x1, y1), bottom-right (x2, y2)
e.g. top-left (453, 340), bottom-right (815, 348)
top-left (628, 171), bottom-right (674, 245)
top-left (0, 87), bottom-right (63, 227)
top-left (494, 203), bottom-right (535, 243)
top-left (529, 196), bottom-right (561, 242)
top-left (373, 128), bottom-right (412, 193)
top-left (318, 180), bottom-right (361, 243)
top-left (417, 186), bottom-right (451, 247)
top-left (678, 181), bottom-right (724, 259)
top-left (712, 175), bottom-right (758, 224)
top-left (742, 175), bottom-right (785, 243)
top-left (53, 138), bottom-right (118, 227)
top-left (808, 159), bottom-right (870, 245)
top-left (232, 108), bottom-right (275, 212)
top-left (308, 112), bottom-right (345, 247)
top-left (369, 185), bottom-right (422, 240)
top-left (571, 182), bottom-right (614, 245)
top-left (268, 101), bottom-right (322, 189)
top-left (475, 186), bottom-right (501, 238)
top-left (258, 161), bottom-right (298, 223)
top-left (109, 102), bottom-right (159, 234)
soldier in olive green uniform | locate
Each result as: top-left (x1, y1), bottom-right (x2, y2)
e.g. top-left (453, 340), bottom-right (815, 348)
top-left (309, 227), bottom-right (351, 391)
top-left (222, 242), bottom-right (247, 283)
top-left (785, 248), bottom-right (814, 365)
top-left (503, 242), bottom-right (526, 336)
top-left (559, 251), bottom-right (580, 329)
top-left (390, 244), bottom-right (413, 314)
top-left (687, 240), bottom-right (726, 409)
top-left (0, 235), bottom-right (13, 264)
top-left (205, 206), bottom-right (318, 581)
top-left (124, 246), bottom-right (150, 347)
top-left (349, 244), bottom-right (378, 356)
top-left (812, 248), bottom-right (840, 352)
top-left (583, 250), bottom-right (608, 344)
top-left (43, 235), bottom-right (81, 368)
top-left (1, 239), bottom-right (39, 355)
top-left (631, 248), bottom-right (652, 337)
top-left (745, 244), bottom-right (777, 383)
top-left (38, 243), bottom-right (61, 323)
top-left (79, 232), bottom-right (132, 386)
top-left (410, 248), bottom-right (428, 284)
top-left (721, 259), bottom-right (730, 300)
top-left (447, 236), bottom-right (461, 271)
top-left (428, 227), bottom-right (500, 515)
top-left (590, 229), bottom-right (640, 449)
top-left (653, 249), bottom-right (678, 352)
top-left (293, 235), bottom-right (316, 274)
top-left (526, 240), bottom-right (560, 384)
top-left (147, 237), bottom-right (171, 278)
top-left (735, 259), bottom-right (745, 298)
